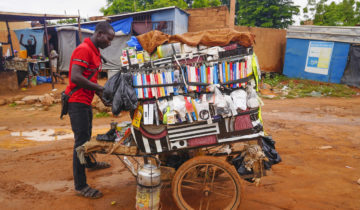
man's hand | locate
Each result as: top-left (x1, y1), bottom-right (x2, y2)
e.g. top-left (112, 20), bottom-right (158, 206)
top-left (21, 34), bottom-right (24, 37)
top-left (96, 90), bottom-right (111, 107)
top-left (30, 35), bottom-right (35, 38)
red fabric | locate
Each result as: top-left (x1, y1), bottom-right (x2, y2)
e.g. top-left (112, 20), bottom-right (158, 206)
top-left (65, 38), bottom-right (101, 105)
top-left (139, 126), bottom-right (167, 139)
top-left (234, 114), bottom-right (253, 131)
top-left (188, 135), bottom-right (217, 147)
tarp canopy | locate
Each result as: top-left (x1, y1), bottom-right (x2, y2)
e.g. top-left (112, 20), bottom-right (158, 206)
top-left (137, 28), bottom-right (255, 53)
top-left (287, 26), bottom-right (360, 44)
top-left (81, 17), bottom-right (133, 35)
top-left (0, 11), bottom-right (78, 22)
top-left (341, 44), bottom-right (360, 87)
top-left (57, 26), bottom-right (130, 72)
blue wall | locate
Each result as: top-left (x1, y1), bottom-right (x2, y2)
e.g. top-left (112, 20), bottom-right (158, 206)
top-left (151, 8), bottom-right (188, 35)
top-left (283, 38), bottom-right (350, 83)
top-left (174, 8), bottom-right (188, 35)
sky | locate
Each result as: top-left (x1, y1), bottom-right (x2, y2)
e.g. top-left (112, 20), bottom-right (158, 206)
top-left (0, 0), bottom-right (311, 24)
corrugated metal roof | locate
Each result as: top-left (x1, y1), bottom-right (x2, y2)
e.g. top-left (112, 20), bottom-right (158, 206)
top-left (0, 11), bottom-right (78, 22)
top-left (287, 25), bottom-right (360, 44)
top-left (32, 6), bottom-right (189, 30)
top-left (105, 6), bottom-right (189, 19)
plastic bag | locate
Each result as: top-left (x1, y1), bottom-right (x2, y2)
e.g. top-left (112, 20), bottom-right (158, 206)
top-left (36, 76), bottom-right (52, 84)
top-left (232, 136), bottom-right (282, 181)
top-left (224, 95), bottom-right (237, 116)
top-left (213, 86), bottom-right (230, 116)
top-left (246, 85), bottom-right (259, 108)
top-left (103, 71), bottom-right (122, 105)
top-left (230, 89), bottom-right (247, 111)
top-left (126, 36), bottom-right (143, 51)
top-left (194, 95), bottom-right (210, 121)
top-left (172, 95), bottom-right (186, 119)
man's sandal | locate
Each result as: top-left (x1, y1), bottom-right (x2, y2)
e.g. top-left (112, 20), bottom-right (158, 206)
top-left (88, 162), bottom-right (111, 171)
top-left (76, 186), bottom-right (103, 199)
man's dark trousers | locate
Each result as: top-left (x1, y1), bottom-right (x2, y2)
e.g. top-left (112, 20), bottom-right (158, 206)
top-left (68, 102), bottom-right (96, 191)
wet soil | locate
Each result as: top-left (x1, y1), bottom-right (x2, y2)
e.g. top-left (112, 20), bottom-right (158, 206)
top-left (0, 82), bottom-right (359, 209)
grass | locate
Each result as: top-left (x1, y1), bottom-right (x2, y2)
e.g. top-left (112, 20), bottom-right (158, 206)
top-left (262, 74), bottom-right (357, 98)
top-left (94, 112), bottom-right (110, 118)
top-left (9, 102), bottom-right (17, 107)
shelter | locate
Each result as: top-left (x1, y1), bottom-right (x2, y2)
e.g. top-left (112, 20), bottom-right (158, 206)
top-left (49, 6), bottom-right (189, 72)
top-left (0, 11), bottom-right (80, 89)
top-left (283, 25), bottom-right (360, 85)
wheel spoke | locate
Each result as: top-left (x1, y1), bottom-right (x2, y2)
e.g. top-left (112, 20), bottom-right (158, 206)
top-left (210, 190), bottom-right (234, 198)
top-left (182, 179), bottom-right (204, 186)
top-left (202, 164), bottom-right (209, 185)
top-left (210, 166), bottom-right (217, 188)
top-left (206, 196), bottom-right (211, 210)
top-left (181, 184), bottom-right (202, 191)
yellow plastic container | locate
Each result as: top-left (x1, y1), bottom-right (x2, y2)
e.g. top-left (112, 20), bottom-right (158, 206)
top-left (19, 50), bottom-right (27, 59)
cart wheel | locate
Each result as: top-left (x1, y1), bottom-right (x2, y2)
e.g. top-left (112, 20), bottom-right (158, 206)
top-left (171, 156), bottom-right (244, 210)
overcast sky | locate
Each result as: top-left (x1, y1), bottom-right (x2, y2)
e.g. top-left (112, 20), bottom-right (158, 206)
top-left (0, 0), bottom-right (311, 24)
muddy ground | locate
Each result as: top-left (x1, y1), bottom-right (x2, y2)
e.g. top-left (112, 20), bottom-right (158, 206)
top-left (0, 81), bottom-right (359, 210)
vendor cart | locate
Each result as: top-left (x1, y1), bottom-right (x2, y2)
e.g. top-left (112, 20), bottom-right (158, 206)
top-left (83, 30), bottom-right (270, 210)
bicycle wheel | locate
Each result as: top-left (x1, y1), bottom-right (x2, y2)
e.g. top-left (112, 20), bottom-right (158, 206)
top-left (171, 156), bottom-right (244, 210)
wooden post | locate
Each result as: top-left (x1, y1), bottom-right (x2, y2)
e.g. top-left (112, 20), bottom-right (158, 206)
top-left (5, 20), bottom-right (14, 56)
top-left (229, 0), bottom-right (236, 28)
top-left (44, 17), bottom-right (55, 89)
top-left (77, 10), bottom-right (82, 42)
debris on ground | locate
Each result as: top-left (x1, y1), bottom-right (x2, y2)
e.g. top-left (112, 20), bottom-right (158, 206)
top-left (319, 146), bottom-right (333, 150)
top-left (261, 74), bottom-right (357, 99)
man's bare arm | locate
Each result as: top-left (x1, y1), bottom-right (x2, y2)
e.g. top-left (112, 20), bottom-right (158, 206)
top-left (71, 64), bottom-right (103, 93)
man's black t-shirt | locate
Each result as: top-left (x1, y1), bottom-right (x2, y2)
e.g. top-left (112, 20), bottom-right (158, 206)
top-left (24, 44), bottom-right (36, 57)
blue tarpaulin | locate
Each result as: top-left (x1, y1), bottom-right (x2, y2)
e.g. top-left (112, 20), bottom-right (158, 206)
top-left (14, 29), bottom-right (44, 56)
top-left (283, 38), bottom-right (350, 83)
top-left (81, 17), bottom-right (133, 35)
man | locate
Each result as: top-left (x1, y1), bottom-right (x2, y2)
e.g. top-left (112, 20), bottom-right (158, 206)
top-left (49, 44), bottom-right (64, 84)
top-left (20, 34), bottom-right (38, 75)
top-left (64, 21), bottom-right (114, 199)
top-left (20, 34), bottom-right (37, 57)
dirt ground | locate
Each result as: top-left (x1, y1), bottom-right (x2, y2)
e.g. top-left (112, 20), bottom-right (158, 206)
top-left (0, 81), bottom-right (359, 210)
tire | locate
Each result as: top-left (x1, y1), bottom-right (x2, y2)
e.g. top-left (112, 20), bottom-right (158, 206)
top-left (171, 156), bottom-right (244, 210)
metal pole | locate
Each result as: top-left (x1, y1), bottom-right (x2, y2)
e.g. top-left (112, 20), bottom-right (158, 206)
top-left (77, 10), bottom-right (82, 42)
top-left (5, 20), bottom-right (14, 56)
top-left (229, 0), bottom-right (236, 28)
top-left (44, 17), bottom-right (55, 89)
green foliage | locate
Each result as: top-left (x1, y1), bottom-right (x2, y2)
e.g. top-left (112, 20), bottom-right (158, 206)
top-left (236, 0), bottom-right (300, 29)
top-left (56, 18), bottom-right (77, 24)
top-left (192, 0), bottom-right (221, 8)
top-left (94, 112), bottom-right (111, 118)
top-left (148, 0), bottom-right (188, 10)
top-left (263, 74), bottom-right (357, 98)
top-left (101, 0), bottom-right (188, 15)
top-left (303, 0), bottom-right (360, 26)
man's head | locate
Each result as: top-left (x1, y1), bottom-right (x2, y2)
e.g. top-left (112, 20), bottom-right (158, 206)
top-left (50, 43), bottom-right (55, 51)
top-left (93, 21), bottom-right (115, 49)
top-left (27, 39), bottom-right (33, 45)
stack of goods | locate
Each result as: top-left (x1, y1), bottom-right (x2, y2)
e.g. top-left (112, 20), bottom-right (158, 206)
top-left (119, 39), bottom-right (263, 154)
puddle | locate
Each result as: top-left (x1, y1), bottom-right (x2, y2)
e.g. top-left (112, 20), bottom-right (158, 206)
top-left (0, 126), bottom-right (114, 149)
top-left (10, 129), bottom-right (73, 141)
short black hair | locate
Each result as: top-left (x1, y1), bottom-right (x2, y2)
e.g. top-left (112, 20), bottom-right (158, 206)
top-left (95, 21), bottom-right (114, 34)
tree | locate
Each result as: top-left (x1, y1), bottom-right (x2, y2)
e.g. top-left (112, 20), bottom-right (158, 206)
top-left (101, 0), bottom-right (188, 15)
top-left (303, 0), bottom-right (360, 26)
top-left (236, 0), bottom-right (300, 28)
top-left (192, 0), bottom-right (221, 8)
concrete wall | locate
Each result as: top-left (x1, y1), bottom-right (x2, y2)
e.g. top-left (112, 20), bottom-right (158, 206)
top-left (186, 6), bottom-right (230, 32)
top-left (235, 26), bottom-right (286, 73)
top-left (185, 6), bottom-right (286, 73)
top-left (0, 71), bottom-right (18, 93)
top-left (0, 22), bottom-right (31, 55)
